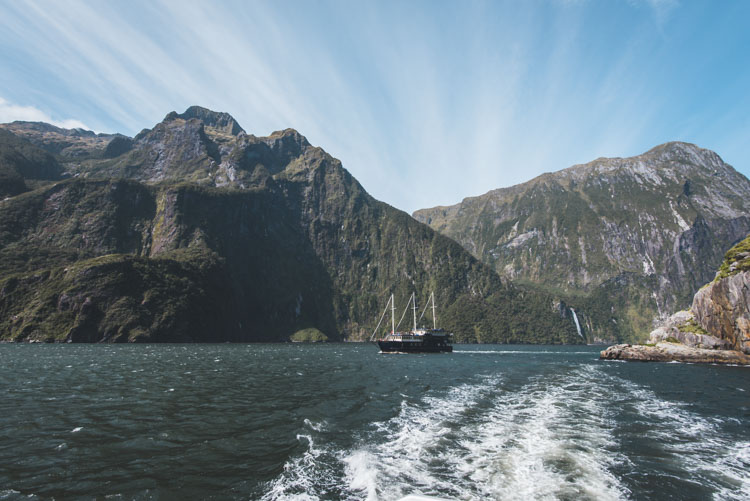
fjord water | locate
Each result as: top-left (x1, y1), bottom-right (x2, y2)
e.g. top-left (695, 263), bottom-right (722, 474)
top-left (1, 344), bottom-right (748, 500)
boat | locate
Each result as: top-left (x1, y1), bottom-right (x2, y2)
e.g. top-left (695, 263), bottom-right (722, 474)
top-left (370, 292), bottom-right (453, 353)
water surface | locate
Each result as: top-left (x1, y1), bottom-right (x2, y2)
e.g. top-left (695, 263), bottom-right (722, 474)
top-left (1, 344), bottom-right (748, 500)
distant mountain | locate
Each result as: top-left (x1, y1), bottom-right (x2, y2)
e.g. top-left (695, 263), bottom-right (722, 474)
top-left (414, 142), bottom-right (750, 342)
top-left (0, 107), bottom-right (579, 343)
top-left (0, 121), bottom-right (120, 159)
top-left (0, 128), bottom-right (64, 197)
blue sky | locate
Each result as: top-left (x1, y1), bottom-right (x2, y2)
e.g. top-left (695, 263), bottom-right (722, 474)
top-left (1, 0), bottom-right (748, 213)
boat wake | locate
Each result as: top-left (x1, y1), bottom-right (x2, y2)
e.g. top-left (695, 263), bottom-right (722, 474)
top-left (261, 365), bottom-right (749, 500)
top-left (341, 367), bottom-right (627, 501)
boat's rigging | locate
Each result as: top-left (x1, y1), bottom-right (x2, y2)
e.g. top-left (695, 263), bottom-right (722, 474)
top-left (371, 291), bottom-right (453, 353)
top-left (417, 292), bottom-right (437, 329)
top-left (369, 294), bottom-right (393, 342)
top-left (372, 292), bottom-right (438, 341)
top-left (395, 293), bottom-right (411, 331)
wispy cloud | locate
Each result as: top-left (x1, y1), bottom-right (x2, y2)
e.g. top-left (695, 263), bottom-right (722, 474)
top-left (0, 97), bottom-right (91, 130)
top-left (0, 0), bottom-right (746, 213)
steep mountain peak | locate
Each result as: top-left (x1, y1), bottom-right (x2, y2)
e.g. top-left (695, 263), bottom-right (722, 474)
top-left (262, 128), bottom-right (311, 159)
top-left (266, 128), bottom-right (310, 145)
top-left (163, 106), bottom-right (244, 138)
top-left (643, 140), bottom-right (701, 156)
top-left (639, 141), bottom-right (724, 166)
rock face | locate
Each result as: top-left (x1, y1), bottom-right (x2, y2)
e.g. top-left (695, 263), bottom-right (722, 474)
top-left (600, 342), bottom-right (750, 365)
top-left (647, 310), bottom-right (732, 350)
top-left (692, 272), bottom-right (750, 354)
top-left (690, 234), bottom-right (750, 353)
top-left (415, 142), bottom-right (750, 342)
top-left (0, 107), bottom-right (580, 344)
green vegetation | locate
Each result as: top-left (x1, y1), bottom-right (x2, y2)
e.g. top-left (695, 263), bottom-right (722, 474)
top-left (665, 336), bottom-right (680, 344)
top-left (715, 234), bottom-right (750, 281)
top-left (678, 317), bottom-right (709, 336)
top-left (290, 328), bottom-right (328, 342)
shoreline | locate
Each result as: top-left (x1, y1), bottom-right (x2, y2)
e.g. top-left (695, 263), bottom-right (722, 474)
top-left (600, 342), bottom-right (750, 365)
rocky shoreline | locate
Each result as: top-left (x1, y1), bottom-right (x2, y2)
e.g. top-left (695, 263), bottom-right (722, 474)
top-left (600, 342), bottom-right (750, 365)
top-left (601, 237), bottom-right (750, 366)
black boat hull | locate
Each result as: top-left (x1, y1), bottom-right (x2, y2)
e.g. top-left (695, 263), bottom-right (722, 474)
top-left (376, 340), bottom-right (453, 353)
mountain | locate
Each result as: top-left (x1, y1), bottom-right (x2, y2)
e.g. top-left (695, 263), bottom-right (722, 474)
top-left (414, 142), bottom-right (750, 342)
top-left (0, 107), bottom-right (580, 343)
top-left (0, 121), bottom-right (120, 159)
top-left (0, 128), bottom-right (67, 198)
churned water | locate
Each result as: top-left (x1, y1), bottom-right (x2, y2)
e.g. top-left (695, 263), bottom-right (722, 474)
top-left (0, 344), bottom-right (748, 500)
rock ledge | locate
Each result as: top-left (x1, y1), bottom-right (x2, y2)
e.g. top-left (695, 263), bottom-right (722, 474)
top-left (600, 342), bottom-right (750, 365)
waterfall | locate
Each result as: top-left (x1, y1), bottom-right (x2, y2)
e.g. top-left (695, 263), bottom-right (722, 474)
top-left (570, 308), bottom-right (584, 339)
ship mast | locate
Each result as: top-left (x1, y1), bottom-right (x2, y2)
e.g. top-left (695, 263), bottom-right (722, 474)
top-left (431, 292), bottom-right (436, 329)
top-left (391, 293), bottom-right (395, 335)
top-left (412, 292), bottom-right (417, 331)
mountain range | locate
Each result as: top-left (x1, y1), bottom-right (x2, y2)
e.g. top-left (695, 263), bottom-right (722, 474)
top-left (0, 107), bottom-right (579, 343)
top-left (2, 107), bottom-right (747, 344)
top-left (414, 142), bottom-right (750, 341)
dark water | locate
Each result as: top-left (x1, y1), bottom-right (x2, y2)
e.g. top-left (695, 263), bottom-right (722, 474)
top-left (1, 344), bottom-right (748, 500)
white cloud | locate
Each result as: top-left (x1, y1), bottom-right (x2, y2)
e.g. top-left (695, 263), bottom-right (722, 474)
top-left (0, 97), bottom-right (92, 130)
top-left (0, 0), bottom-right (744, 215)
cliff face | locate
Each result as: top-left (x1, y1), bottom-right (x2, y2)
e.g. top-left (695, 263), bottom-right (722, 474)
top-left (692, 272), bottom-right (750, 353)
top-left (690, 234), bottom-right (750, 353)
top-left (415, 143), bottom-right (750, 342)
top-left (0, 107), bottom-right (579, 343)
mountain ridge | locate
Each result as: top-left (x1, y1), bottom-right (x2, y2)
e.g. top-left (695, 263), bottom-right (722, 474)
top-left (0, 106), bottom-right (579, 344)
top-left (414, 141), bottom-right (750, 342)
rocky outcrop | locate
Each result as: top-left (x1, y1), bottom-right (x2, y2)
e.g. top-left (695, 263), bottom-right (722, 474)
top-left (647, 310), bottom-right (732, 350)
top-left (692, 270), bottom-right (750, 354)
top-left (600, 342), bottom-right (750, 365)
top-left (601, 234), bottom-right (750, 363)
top-left (689, 234), bottom-right (750, 353)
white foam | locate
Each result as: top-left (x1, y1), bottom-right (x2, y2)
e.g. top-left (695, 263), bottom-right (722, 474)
top-left (343, 450), bottom-right (378, 501)
top-left (339, 376), bottom-right (501, 500)
top-left (340, 369), bottom-right (630, 500)
top-left (71, 427), bottom-right (83, 433)
top-left (260, 434), bottom-right (325, 501)
top-left (303, 418), bottom-right (328, 432)
top-left (451, 367), bottom-right (628, 501)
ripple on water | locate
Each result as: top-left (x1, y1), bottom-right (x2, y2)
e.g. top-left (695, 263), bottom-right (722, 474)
top-left (1, 344), bottom-right (748, 500)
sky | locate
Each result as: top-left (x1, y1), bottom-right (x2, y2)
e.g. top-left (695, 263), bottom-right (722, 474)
top-left (1, 0), bottom-right (748, 214)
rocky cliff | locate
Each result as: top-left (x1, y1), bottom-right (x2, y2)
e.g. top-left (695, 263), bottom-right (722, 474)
top-left (0, 107), bottom-right (579, 343)
top-left (690, 234), bottom-right (750, 353)
top-left (415, 143), bottom-right (750, 342)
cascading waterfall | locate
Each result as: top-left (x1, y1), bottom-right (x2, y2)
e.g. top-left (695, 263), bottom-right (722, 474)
top-left (570, 308), bottom-right (584, 339)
